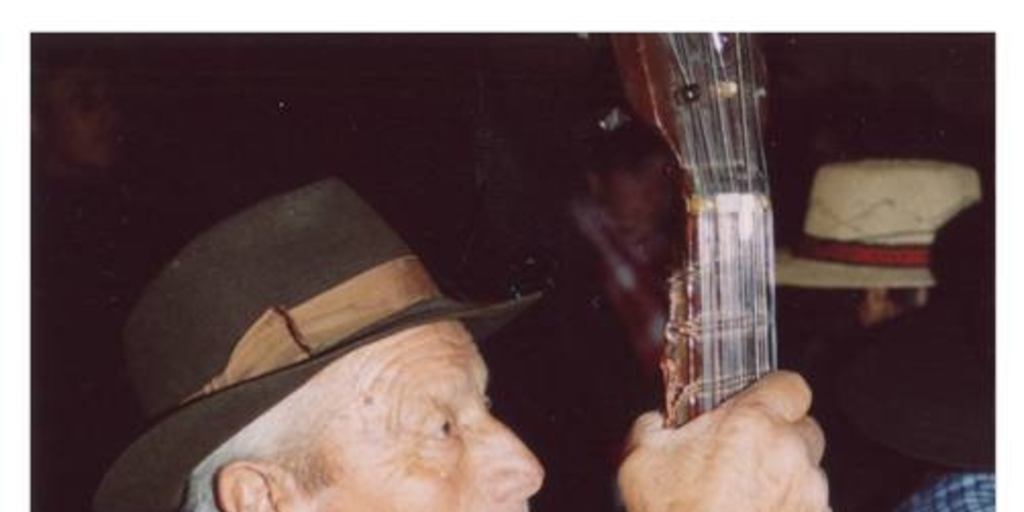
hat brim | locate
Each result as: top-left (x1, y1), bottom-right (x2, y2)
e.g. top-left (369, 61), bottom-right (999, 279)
top-left (94, 292), bottom-right (541, 512)
top-left (775, 247), bottom-right (935, 289)
top-left (835, 311), bottom-right (994, 469)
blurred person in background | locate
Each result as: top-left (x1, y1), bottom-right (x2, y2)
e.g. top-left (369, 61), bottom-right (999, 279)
top-left (774, 159), bottom-right (982, 511)
top-left (836, 204), bottom-right (994, 512)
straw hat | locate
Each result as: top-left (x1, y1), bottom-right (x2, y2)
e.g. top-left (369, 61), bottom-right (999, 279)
top-left (94, 179), bottom-right (539, 512)
top-left (775, 159), bottom-right (980, 289)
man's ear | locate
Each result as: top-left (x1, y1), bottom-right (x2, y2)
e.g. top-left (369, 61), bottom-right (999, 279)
top-left (215, 460), bottom-right (306, 512)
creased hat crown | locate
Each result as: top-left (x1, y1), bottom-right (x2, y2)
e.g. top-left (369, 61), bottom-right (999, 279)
top-left (124, 179), bottom-right (410, 416)
top-left (803, 159), bottom-right (980, 245)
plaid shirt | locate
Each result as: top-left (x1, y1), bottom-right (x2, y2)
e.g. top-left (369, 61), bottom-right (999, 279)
top-left (894, 472), bottom-right (995, 512)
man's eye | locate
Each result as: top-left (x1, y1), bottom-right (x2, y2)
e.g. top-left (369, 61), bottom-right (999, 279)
top-left (430, 417), bottom-right (458, 440)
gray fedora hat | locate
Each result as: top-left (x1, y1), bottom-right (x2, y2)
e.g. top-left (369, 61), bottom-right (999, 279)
top-left (93, 178), bottom-right (539, 512)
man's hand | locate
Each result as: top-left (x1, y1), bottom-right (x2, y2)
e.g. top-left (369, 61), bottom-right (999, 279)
top-left (618, 371), bottom-right (830, 512)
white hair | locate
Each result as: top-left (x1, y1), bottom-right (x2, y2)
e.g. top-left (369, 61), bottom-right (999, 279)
top-left (180, 380), bottom-right (342, 512)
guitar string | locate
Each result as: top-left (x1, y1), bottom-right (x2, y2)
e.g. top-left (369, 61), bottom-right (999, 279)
top-left (664, 33), bottom-right (777, 420)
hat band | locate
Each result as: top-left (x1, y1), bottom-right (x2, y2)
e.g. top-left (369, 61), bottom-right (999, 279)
top-left (184, 255), bottom-right (439, 403)
top-left (797, 235), bottom-right (931, 267)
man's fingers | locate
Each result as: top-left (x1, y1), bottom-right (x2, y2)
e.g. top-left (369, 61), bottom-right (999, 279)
top-left (786, 465), bottom-right (830, 512)
top-left (626, 411), bottom-right (667, 449)
top-left (734, 371), bottom-right (812, 422)
top-left (794, 416), bottom-right (826, 465)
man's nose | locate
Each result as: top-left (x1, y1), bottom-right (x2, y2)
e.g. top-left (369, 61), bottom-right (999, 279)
top-left (475, 418), bottom-right (545, 504)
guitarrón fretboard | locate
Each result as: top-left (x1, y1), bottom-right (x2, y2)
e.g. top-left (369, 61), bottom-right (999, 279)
top-left (613, 33), bottom-right (778, 427)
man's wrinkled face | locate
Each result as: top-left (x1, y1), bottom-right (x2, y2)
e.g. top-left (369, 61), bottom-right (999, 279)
top-left (297, 321), bottom-right (544, 512)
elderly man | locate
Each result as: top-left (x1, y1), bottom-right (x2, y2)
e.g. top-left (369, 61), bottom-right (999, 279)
top-left (94, 179), bottom-right (828, 512)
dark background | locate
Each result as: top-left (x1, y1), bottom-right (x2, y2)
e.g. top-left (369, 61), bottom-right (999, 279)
top-left (31, 33), bottom-right (994, 512)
